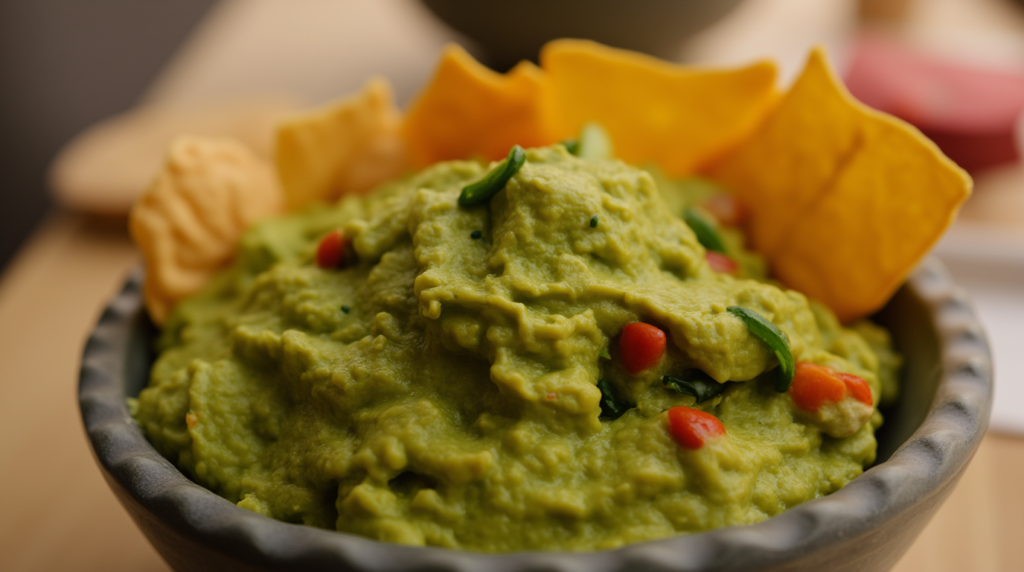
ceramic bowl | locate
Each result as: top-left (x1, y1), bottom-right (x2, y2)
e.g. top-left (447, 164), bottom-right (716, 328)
top-left (419, 0), bottom-right (745, 71)
top-left (79, 257), bottom-right (992, 572)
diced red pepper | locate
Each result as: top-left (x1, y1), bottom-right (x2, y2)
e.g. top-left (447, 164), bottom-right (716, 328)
top-left (705, 251), bottom-right (739, 274)
top-left (316, 229), bottom-right (348, 269)
top-left (835, 372), bottom-right (873, 405)
top-left (667, 406), bottom-right (725, 450)
top-left (789, 362), bottom-right (854, 412)
top-left (619, 322), bottom-right (666, 374)
top-left (701, 195), bottom-right (748, 228)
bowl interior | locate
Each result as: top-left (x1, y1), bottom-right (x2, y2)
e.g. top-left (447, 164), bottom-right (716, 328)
top-left (872, 281), bottom-right (941, 462)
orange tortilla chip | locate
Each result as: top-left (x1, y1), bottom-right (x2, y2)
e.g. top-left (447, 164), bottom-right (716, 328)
top-left (403, 44), bottom-right (553, 167)
top-left (541, 39), bottom-right (778, 177)
top-left (276, 78), bottom-right (407, 211)
top-left (712, 48), bottom-right (971, 322)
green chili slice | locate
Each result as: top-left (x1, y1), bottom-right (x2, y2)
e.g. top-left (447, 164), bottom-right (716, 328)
top-left (597, 378), bottom-right (630, 420)
top-left (726, 306), bottom-right (795, 392)
top-left (684, 207), bottom-right (726, 254)
top-left (561, 139), bottom-right (580, 155)
top-left (663, 373), bottom-right (726, 403)
top-left (458, 145), bottom-right (526, 207)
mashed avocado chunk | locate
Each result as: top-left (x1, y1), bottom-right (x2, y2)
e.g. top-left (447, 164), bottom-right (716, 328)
top-left (136, 145), bottom-right (898, 551)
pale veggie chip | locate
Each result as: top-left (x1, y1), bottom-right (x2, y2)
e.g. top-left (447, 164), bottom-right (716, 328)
top-left (276, 78), bottom-right (407, 211)
top-left (711, 49), bottom-right (971, 322)
top-left (402, 44), bottom-right (553, 167)
top-left (541, 39), bottom-right (778, 177)
top-left (130, 136), bottom-right (283, 324)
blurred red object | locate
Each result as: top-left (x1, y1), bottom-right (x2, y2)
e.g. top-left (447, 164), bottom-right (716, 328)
top-left (845, 34), bottom-right (1024, 173)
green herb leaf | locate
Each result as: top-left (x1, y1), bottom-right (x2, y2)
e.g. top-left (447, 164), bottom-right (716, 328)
top-left (561, 139), bottom-right (580, 155)
top-left (663, 374), bottom-right (726, 403)
top-left (599, 348), bottom-right (611, 360)
top-left (590, 215), bottom-right (599, 228)
top-left (597, 378), bottom-right (630, 420)
top-left (341, 305), bottom-right (350, 314)
top-left (470, 230), bottom-right (482, 239)
top-left (683, 207), bottom-right (726, 254)
top-left (458, 145), bottom-right (527, 207)
top-left (726, 306), bottom-right (795, 392)
top-left (577, 122), bottom-right (613, 160)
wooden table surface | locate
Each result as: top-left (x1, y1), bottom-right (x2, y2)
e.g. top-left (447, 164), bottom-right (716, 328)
top-left (0, 212), bottom-right (1020, 572)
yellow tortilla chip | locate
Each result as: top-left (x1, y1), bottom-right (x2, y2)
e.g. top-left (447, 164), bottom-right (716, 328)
top-left (276, 78), bottom-right (407, 211)
top-left (402, 44), bottom-right (553, 167)
top-left (712, 49), bottom-right (971, 322)
top-left (541, 39), bottom-right (778, 177)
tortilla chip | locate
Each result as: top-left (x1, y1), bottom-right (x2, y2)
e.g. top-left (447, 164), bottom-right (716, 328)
top-left (402, 44), bottom-right (553, 167)
top-left (541, 39), bottom-right (778, 177)
top-left (130, 136), bottom-right (282, 324)
top-left (276, 78), bottom-right (407, 211)
top-left (712, 49), bottom-right (971, 322)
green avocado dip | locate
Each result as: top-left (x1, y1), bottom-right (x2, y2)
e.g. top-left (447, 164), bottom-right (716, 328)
top-left (133, 145), bottom-right (901, 552)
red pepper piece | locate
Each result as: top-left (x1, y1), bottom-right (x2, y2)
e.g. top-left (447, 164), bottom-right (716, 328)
top-left (705, 251), bottom-right (739, 274)
top-left (835, 372), bottom-right (873, 405)
top-left (619, 322), bottom-right (666, 374)
top-left (789, 362), bottom-right (848, 412)
top-left (316, 229), bottom-right (348, 269)
top-left (667, 406), bottom-right (725, 450)
top-left (701, 194), bottom-right (748, 228)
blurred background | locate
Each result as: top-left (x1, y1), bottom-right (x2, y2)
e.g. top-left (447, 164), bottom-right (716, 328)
top-left (4, 0), bottom-right (1024, 258)
top-left (5, 0), bottom-right (1024, 247)
top-left (1, 0), bottom-right (1022, 570)
top-left (0, 0), bottom-right (214, 269)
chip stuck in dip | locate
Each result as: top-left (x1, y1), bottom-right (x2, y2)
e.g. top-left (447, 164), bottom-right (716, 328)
top-left (128, 41), bottom-right (968, 552)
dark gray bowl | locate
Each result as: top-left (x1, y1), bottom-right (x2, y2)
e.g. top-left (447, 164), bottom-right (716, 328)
top-left (79, 257), bottom-right (992, 572)
top-left (420, 0), bottom-right (745, 71)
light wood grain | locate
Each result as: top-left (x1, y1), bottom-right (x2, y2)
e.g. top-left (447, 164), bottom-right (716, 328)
top-left (0, 213), bottom-right (1019, 571)
top-left (0, 214), bottom-right (169, 572)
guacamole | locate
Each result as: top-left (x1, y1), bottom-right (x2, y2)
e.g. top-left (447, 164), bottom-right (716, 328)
top-left (134, 145), bottom-right (899, 551)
